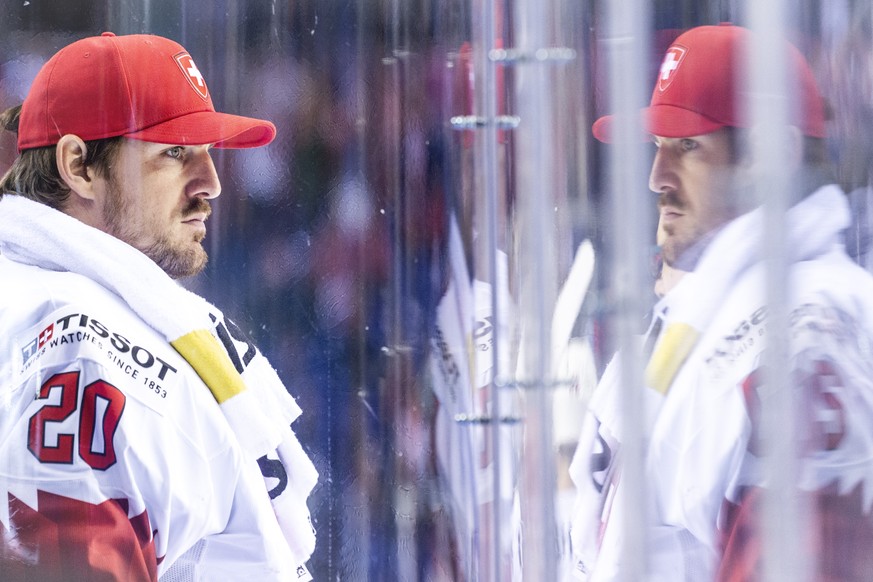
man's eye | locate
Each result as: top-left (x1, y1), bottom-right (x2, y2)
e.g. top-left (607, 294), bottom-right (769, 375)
top-left (679, 139), bottom-right (698, 151)
top-left (165, 146), bottom-right (184, 159)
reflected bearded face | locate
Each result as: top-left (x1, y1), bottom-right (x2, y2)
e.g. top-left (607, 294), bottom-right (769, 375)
top-left (650, 129), bottom-right (747, 268)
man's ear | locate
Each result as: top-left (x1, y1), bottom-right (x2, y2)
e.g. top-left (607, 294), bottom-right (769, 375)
top-left (56, 134), bottom-right (98, 201)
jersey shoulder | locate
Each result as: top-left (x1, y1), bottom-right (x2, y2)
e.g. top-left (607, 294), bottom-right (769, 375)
top-left (0, 256), bottom-right (231, 440)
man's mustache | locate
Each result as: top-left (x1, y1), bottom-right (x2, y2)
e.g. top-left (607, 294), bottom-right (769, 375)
top-left (183, 198), bottom-right (212, 219)
top-left (658, 191), bottom-right (684, 210)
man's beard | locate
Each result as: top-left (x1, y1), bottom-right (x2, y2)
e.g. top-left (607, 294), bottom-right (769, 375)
top-left (102, 180), bottom-right (211, 279)
top-left (662, 228), bottom-right (717, 271)
top-left (658, 191), bottom-right (695, 268)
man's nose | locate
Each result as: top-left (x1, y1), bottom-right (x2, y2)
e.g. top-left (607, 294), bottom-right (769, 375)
top-left (649, 148), bottom-right (678, 194)
top-left (190, 148), bottom-right (222, 199)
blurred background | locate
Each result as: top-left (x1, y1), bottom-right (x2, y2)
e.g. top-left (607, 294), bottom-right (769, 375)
top-left (3, 0), bottom-right (873, 579)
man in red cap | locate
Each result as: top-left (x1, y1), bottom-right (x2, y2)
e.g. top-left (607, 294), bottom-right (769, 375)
top-left (0, 33), bottom-right (317, 580)
top-left (569, 24), bottom-right (873, 581)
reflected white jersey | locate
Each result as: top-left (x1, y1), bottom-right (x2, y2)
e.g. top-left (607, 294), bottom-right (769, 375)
top-left (569, 185), bottom-right (873, 581)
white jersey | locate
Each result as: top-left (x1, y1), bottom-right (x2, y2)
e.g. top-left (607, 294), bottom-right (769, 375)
top-left (0, 255), bottom-right (308, 581)
top-left (569, 186), bottom-right (873, 580)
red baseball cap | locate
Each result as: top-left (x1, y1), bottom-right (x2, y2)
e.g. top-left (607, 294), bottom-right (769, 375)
top-left (18, 32), bottom-right (276, 151)
top-left (592, 24), bottom-right (826, 142)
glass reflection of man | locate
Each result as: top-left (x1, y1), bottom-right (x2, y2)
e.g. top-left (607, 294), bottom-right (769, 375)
top-left (569, 24), bottom-right (873, 581)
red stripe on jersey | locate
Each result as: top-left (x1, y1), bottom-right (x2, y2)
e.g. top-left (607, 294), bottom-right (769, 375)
top-left (718, 483), bottom-right (873, 582)
top-left (1, 489), bottom-right (158, 581)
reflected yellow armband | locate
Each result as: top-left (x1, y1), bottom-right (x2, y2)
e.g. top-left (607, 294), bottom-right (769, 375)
top-left (171, 329), bottom-right (247, 404)
top-left (644, 323), bottom-right (700, 395)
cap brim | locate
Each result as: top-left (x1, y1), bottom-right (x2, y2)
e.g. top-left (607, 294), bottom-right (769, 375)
top-left (125, 110), bottom-right (277, 149)
top-left (592, 105), bottom-right (726, 143)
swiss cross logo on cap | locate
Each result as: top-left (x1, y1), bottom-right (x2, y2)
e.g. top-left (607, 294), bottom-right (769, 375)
top-left (658, 45), bottom-right (687, 92)
top-left (173, 52), bottom-right (209, 101)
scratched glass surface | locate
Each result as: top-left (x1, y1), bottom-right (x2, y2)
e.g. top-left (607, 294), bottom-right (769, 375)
top-left (3, 1), bottom-right (873, 580)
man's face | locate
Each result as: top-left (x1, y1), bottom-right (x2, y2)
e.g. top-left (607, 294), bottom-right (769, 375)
top-left (95, 139), bottom-right (221, 278)
top-left (650, 128), bottom-right (749, 268)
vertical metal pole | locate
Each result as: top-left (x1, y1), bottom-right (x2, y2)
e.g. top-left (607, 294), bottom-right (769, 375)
top-left (384, 0), bottom-right (417, 577)
top-left (745, 3), bottom-right (809, 582)
top-left (475, 0), bottom-right (505, 578)
top-left (604, 0), bottom-right (651, 579)
top-left (512, 0), bottom-right (560, 579)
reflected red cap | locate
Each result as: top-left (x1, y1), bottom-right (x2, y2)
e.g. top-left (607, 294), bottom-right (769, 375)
top-left (592, 24), bottom-right (826, 142)
top-left (18, 32), bottom-right (276, 151)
